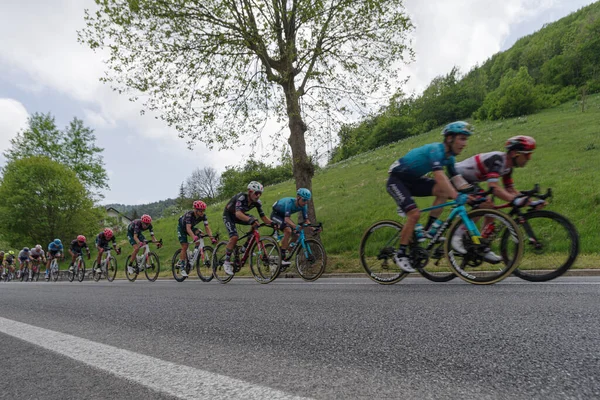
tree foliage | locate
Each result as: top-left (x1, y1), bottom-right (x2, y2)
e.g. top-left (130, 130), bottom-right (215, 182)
top-left (0, 156), bottom-right (102, 247)
top-left (3, 112), bottom-right (109, 197)
top-left (219, 158), bottom-right (294, 200)
top-left (80, 0), bottom-right (414, 219)
top-left (185, 167), bottom-right (220, 202)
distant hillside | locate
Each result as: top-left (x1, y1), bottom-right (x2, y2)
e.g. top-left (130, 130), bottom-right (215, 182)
top-left (105, 198), bottom-right (178, 219)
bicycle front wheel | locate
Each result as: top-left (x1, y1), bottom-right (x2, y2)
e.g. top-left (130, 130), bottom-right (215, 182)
top-left (106, 256), bottom-right (117, 282)
top-left (171, 249), bottom-right (187, 282)
top-left (125, 256), bottom-right (138, 282)
top-left (295, 239), bottom-right (327, 281)
top-left (51, 260), bottom-right (60, 282)
top-left (445, 209), bottom-right (523, 285)
top-left (92, 261), bottom-right (101, 282)
top-left (67, 262), bottom-right (75, 282)
top-left (196, 246), bottom-right (214, 282)
top-left (77, 259), bottom-right (86, 282)
top-left (359, 220), bottom-right (408, 285)
top-left (144, 252), bottom-right (160, 282)
top-left (511, 210), bottom-right (579, 282)
top-left (212, 242), bottom-right (234, 284)
top-left (250, 237), bottom-right (281, 284)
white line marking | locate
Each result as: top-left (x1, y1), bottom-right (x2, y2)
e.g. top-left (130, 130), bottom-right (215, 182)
top-left (0, 317), bottom-right (310, 400)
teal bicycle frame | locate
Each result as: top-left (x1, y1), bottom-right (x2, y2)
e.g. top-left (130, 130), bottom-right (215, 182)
top-left (419, 200), bottom-right (482, 247)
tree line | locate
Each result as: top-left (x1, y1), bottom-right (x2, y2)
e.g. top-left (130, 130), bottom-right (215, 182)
top-left (329, 2), bottom-right (600, 163)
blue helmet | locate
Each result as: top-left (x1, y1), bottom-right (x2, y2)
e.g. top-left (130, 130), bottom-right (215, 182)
top-left (53, 238), bottom-right (61, 245)
top-left (442, 121), bottom-right (473, 137)
top-left (23, 247), bottom-right (30, 252)
top-left (297, 188), bottom-right (312, 201)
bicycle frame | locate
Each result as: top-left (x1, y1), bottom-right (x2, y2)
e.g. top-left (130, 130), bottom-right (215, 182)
top-left (418, 200), bottom-right (482, 251)
top-left (275, 223), bottom-right (323, 261)
top-left (234, 229), bottom-right (261, 268)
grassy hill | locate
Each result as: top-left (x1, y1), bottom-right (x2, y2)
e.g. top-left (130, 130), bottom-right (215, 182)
top-left (101, 94), bottom-right (600, 277)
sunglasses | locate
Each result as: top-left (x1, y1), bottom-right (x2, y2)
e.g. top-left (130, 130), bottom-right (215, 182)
top-left (253, 191), bottom-right (262, 196)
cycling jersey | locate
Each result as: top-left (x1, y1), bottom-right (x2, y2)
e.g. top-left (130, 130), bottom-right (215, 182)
top-left (272, 197), bottom-right (308, 219)
top-left (5, 255), bottom-right (15, 265)
top-left (18, 250), bottom-right (30, 261)
top-left (388, 143), bottom-right (457, 178)
top-left (178, 210), bottom-right (209, 229)
top-left (96, 232), bottom-right (116, 249)
top-left (128, 219), bottom-right (154, 236)
top-left (30, 248), bottom-right (45, 259)
top-left (70, 239), bottom-right (89, 254)
top-left (48, 242), bottom-right (63, 253)
top-left (454, 151), bottom-right (514, 188)
top-left (224, 192), bottom-right (265, 217)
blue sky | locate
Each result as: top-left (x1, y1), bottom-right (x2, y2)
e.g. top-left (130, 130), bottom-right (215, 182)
top-left (0, 0), bottom-right (596, 205)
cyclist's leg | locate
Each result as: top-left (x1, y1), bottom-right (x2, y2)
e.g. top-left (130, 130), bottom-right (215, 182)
top-left (176, 225), bottom-right (188, 266)
top-left (222, 213), bottom-right (239, 274)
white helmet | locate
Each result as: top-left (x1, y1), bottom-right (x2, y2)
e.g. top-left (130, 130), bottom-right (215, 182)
top-left (247, 181), bottom-right (264, 192)
top-left (35, 244), bottom-right (42, 250)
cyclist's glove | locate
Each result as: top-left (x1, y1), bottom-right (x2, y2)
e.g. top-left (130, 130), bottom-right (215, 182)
top-left (193, 235), bottom-right (199, 242)
top-left (455, 193), bottom-right (469, 206)
top-left (210, 237), bottom-right (217, 244)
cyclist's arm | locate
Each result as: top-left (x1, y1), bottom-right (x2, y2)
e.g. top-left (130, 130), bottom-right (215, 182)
top-left (186, 223), bottom-right (196, 238)
top-left (284, 216), bottom-right (297, 229)
top-left (235, 210), bottom-right (255, 224)
top-left (488, 181), bottom-right (518, 202)
top-left (432, 170), bottom-right (458, 199)
top-left (261, 215), bottom-right (272, 226)
top-left (205, 224), bottom-right (213, 238)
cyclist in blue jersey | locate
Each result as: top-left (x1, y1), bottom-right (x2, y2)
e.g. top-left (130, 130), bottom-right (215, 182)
top-left (387, 121), bottom-right (475, 273)
top-left (222, 181), bottom-right (272, 275)
top-left (271, 188), bottom-right (312, 266)
top-left (46, 239), bottom-right (64, 274)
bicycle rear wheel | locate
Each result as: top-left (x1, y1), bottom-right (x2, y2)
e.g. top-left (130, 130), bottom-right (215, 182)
top-left (196, 246), bottom-right (214, 282)
top-left (125, 256), bottom-right (138, 282)
top-left (171, 249), bottom-right (187, 282)
top-left (295, 239), bottom-right (327, 281)
top-left (144, 252), bottom-right (160, 282)
top-left (250, 236), bottom-right (281, 284)
top-left (212, 242), bottom-right (234, 284)
top-left (77, 259), bottom-right (86, 282)
top-left (359, 220), bottom-right (408, 285)
top-left (416, 241), bottom-right (456, 283)
top-left (511, 210), bottom-right (579, 282)
top-left (92, 261), bottom-right (101, 282)
top-left (445, 209), bottom-right (523, 285)
top-left (106, 256), bottom-right (117, 282)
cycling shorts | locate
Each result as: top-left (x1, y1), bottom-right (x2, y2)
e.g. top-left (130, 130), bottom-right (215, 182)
top-left (387, 173), bottom-right (436, 215)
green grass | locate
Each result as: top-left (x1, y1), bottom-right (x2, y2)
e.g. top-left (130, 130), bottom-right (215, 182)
top-left (61, 94), bottom-right (600, 277)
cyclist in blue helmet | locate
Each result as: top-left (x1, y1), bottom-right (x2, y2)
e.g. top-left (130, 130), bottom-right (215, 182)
top-left (46, 238), bottom-right (64, 274)
top-left (271, 188), bottom-right (312, 266)
top-left (386, 121), bottom-right (473, 273)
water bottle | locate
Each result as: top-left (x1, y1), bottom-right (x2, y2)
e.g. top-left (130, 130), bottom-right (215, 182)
top-left (414, 223), bottom-right (426, 242)
top-left (428, 219), bottom-right (443, 237)
top-left (240, 245), bottom-right (247, 254)
top-left (289, 241), bottom-right (296, 248)
top-left (187, 250), bottom-right (194, 260)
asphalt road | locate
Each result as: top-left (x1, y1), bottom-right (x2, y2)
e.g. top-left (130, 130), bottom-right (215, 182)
top-left (1, 276), bottom-right (599, 399)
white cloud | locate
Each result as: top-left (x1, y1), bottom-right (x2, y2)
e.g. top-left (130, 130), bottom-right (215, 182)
top-left (0, 98), bottom-right (28, 153)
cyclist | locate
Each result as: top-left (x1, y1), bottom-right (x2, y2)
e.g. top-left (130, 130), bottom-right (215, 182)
top-left (175, 200), bottom-right (217, 277)
top-left (451, 135), bottom-right (542, 253)
top-left (0, 251), bottom-right (5, 278)
top-left (46, 238), bottom-right (64, 274)
top-left (271, 188), bottom-right (312, 266)
top-left (387, 121), bottom-right (476, 273)
top-left (67, 235), bottom-right (92, 273)
top-left (18, 247), bottom-right (32, 280)
top-left (30, 245), bottom-right (47, 279)
top-left (222, 181), bottom-right (272, 275)
top-left (95, 228), bottom-right (120, 271)
top-left (127, 214), bottom-right (162, 275)
top-left (4, 251), bottom-right (16, 278)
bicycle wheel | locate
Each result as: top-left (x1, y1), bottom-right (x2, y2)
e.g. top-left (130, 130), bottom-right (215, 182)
top-left (295, 239), bottom-right (327, 281)
top-left (445, 209), bottom-right (523, 285)
top-left (33, 266), bottom-right (39, 281)
top-left (171, 249), bottom-right (187, 282)
top-left (144, 252), bottom-right (160, 282)
top-left (212, 241), bottom-right (234, 284)
top-left (359, 220), bottom-right (408, 285)
top-left (77, 259), bottom-right (86, 282)
top-left (51, 260), bottom-right (59, 282)
top-left (415, 240), bottom-right (456, 283)
top-left (196, 246), bottom-right (214, 282)
top-left (250, 236), bottom-right (281, 284)
top-left (67, 261), bottom-right (75, 282)
top-left (92, 260), bottom-right (101, 282)
top-left (510, 210), bottom-right (579, 282)
top-left (125, 256), bottom-right (138, 282)
top-left (106, 256), bottom-right (117, 282)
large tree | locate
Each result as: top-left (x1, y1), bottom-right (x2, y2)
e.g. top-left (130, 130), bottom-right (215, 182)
top-left (0, 156), bottom-right (102, 247)
top-left (80, 0), bottom-right (414, 218)
top-left (4, 112), bottom-right (109, 198)
top-left (185, 167), bottom-right (220, 201)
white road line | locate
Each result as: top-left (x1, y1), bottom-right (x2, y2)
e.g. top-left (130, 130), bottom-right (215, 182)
top-left (0, 317), bottom-right (310, 400)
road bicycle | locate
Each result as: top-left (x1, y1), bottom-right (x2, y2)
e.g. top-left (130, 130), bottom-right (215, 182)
top-left (46, 256), bottom-right (60, 282)
top-left (125, 239), bottom-right (162, 282)
top-left (92, 247), bottom-right (120, 282)
top-left (1, 266), bottom-right (15, 282)
top-left (212, 223), bottom-right (281, 284)
top-left (67, 253), bottom-right (86, 282)
top-left (495, 185), bottom-right (579, 282)
top-left (18, 261), bottom-right (31, 282)
top-left (273, 223), bottom-right (327, 281)
top-left (360, 195), bottom-right (524, 285)
top-left (171, 233), bottom-right (218, 282)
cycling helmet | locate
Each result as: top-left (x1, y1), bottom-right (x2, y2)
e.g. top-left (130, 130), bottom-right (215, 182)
top-left (104, 228), bottom-right (114, 239)
top-left (141, 214), bottom-right (152, 224)
top-left (35, 244), bottom-right (42, 250)
top-left (0, 251), bottom-right (4, 256)
top-left (441, 121), bottom-right (473, 137)
top-left (247, 181), bottom-right (264, 192)
top-left (193, 200), bottom-right (207, 210)
top-left (77, 235), bottom-right (86, 243)
top-left (8, 250), bottom-right (14, 256)
top-left (505, 135), bottom-right (536, 153)
top-left (297, 188), bottom-right (312, 201)
top-left (23, 247), bottom-right (30, 252)
top-left (53, 239), bottom-right (61, 245)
